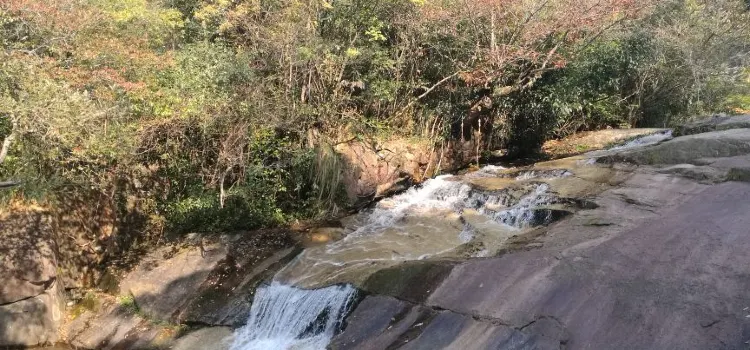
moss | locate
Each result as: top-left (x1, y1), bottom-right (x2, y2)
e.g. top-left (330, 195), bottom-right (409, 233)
top-left (70, 292), bottom-right (100, 319)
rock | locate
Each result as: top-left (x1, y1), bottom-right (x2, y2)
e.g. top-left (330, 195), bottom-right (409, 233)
top-left (335, 138), bottom-right (472, 204)
top-left (0, 208), bottom-right (57, 305)
top-left (118, 240), bottom-right (228, 322)
top-left (176, 241), bottom-right (299, 327)
top-left (0, 281), bottom-right (65, 347)
top-left (330, 295), bottom-right (563, 350)
top-left (656, 164), bottom-right (729, 183)
top-left (374, 176), bottom-right (412, 199)
top-left (58, 229), bottom-right (298, 349)
top-left (64, 302), bottom-right (145, 349)
top-left (0, 207), bottom-right (65, 347)
top-left (60, 293), bottom-right (180, 349)
top-left (608, 128), bottom-right (750, 165)
top-left (674, 114), bottom-right (750, 136)
top-left (172, 327), bottom-right (233, 350)
top-left (542, 128), bottom-right (667, 158)
top-left (425, 182), bottom-right (750, 349)
top-left (362, 261), bottom-right (455, 304)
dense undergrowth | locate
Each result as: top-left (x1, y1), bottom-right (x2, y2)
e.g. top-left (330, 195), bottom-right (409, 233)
top-left (1, 0), bottom-right (749, 241)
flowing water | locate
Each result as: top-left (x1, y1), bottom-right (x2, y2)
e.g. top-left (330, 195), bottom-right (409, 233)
top-left (230, 282), bottom-right (357, 350)
top-left (230, 147), bottom-right (636, 349)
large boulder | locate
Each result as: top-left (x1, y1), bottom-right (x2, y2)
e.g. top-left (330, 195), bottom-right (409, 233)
top-left (0, 207), bottom-right (65, 347)
top-left (0, 281), bottom-right (65, 347)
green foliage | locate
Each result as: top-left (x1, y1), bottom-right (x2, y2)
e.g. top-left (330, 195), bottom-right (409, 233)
top-left (1, 0), bottom-right (749, 240)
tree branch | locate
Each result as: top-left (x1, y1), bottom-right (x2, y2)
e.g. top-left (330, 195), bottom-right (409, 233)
top-left (0, 123), bottom-right (17, 165)
top-left (394, 71), bottom-right (462, 118)
top-left (0, 181), bottom-right (20, 189)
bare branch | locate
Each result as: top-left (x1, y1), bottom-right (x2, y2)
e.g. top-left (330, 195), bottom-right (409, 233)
top-left (394, 71), bottom-right (462, 118)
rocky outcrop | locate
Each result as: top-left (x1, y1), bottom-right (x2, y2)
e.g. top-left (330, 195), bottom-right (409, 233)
top-left (335, 139), bottom-right (440, 204)
top-left (608, 128), bottom-right (750, 166)
top-left (0, 207), bottom-right (65, 347)
top-left (324, 115), bottom-right (750, 349)
top-left (60, 229), bottom-right (298, 349)
top-left (674, 113), bottom-right (750, 136)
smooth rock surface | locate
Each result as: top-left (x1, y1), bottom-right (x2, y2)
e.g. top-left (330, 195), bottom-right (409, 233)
top-left (610, 128), bottom-right (750, 165)
top-left (674, 114), bottom-right (750, 136)
top-left (118, 241), bottom-right (228, 322)
top-left (0, 281), bottom-right (65, 347)
top-left (427, 182), bottom-right (750, 349)
top-left (172, 327), bottom-right (233, 350)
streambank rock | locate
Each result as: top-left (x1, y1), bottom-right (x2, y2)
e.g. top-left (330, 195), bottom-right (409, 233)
top-left (172, 327), bottom-right (232, 350)
top-left (61, 229), bottom-right (298, 348)
top-left (60, 294), bottom-right (232, 350)
top-left (609, 128), bottom-right (750, 165)
top-left (117, 230), bottom-right (296, 326)
top-left (0, 207), bottom-right (65, 347)
top-left (0, 282), bottom-right (65, 347)
top-left (336, 138), bottom-right (480, 204)
top-left (331, 295), bottom-right (565, 350)
top-left (332, 126), bottom-right (750, 349)
top-left (674, 113), bottom-right (750, 136)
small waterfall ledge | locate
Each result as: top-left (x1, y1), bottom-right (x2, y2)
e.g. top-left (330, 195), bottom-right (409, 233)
top-left (230, 282), bottom-right (357, 350)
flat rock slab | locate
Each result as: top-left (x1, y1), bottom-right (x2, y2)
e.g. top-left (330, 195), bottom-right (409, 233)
top-left (118, 242), bottom-right (228, 322)
top-left (427, 182), bottom-right (750, 349)
top-left (675, 114), bottom-right (750, 136)
top-left (172, 327), bottom-right (233, 350)
top-left (609, 128), bottom-right (750, 165)
top-left (331, 295), bottom-right (563, 350)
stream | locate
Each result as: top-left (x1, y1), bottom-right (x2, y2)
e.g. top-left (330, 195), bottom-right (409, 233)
top-left (227, 131), bottom-right (673, 349)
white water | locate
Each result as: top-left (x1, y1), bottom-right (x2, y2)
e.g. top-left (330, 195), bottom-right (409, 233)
top-left (232, 166), bottom-right (572, 349)
top-left (610, 130), bottom-right (673, 150)
top-left (231, 282), bottom-right (357, 350)
top-left (345, 175), bottom-right (471, 238)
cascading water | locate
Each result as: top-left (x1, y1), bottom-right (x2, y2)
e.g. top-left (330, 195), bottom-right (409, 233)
top-left (231, 165), bottom-right (590, 349)
top-left (230, 282), bottom-right (357, 350)
top-left (609, 130), bottom-right (673, 150)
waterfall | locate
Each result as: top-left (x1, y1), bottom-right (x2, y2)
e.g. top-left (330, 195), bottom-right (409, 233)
top-left (230, 282), bottom-right (357, 350)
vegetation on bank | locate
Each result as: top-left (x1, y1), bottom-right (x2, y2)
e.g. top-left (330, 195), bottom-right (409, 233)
top-left (1, 0), bottom-right (749, 240)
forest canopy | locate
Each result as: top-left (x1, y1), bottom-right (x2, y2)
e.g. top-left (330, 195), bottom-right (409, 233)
top-left (1, 0), bottom-right (749, 234)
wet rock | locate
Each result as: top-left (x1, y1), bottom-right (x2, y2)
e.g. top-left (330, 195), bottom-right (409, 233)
top-left (375, 176), bottom-right (413, 199)
top-left (656, 164), bottom-right (729, 183)
top-left (607, 129), bottom-right (750, 165)
top-left (331, 295), bottom-right (564, 350)
top-left (426, 182), bottom-right (750, 349)
top-left (674, 114), bottom-right (750, 136)
top-left (542, 128), bottom-right (667, 159)
top-left (172, 327), bottom-right (233, 350)
top-left (362, 261), bottom-right (455, 304)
